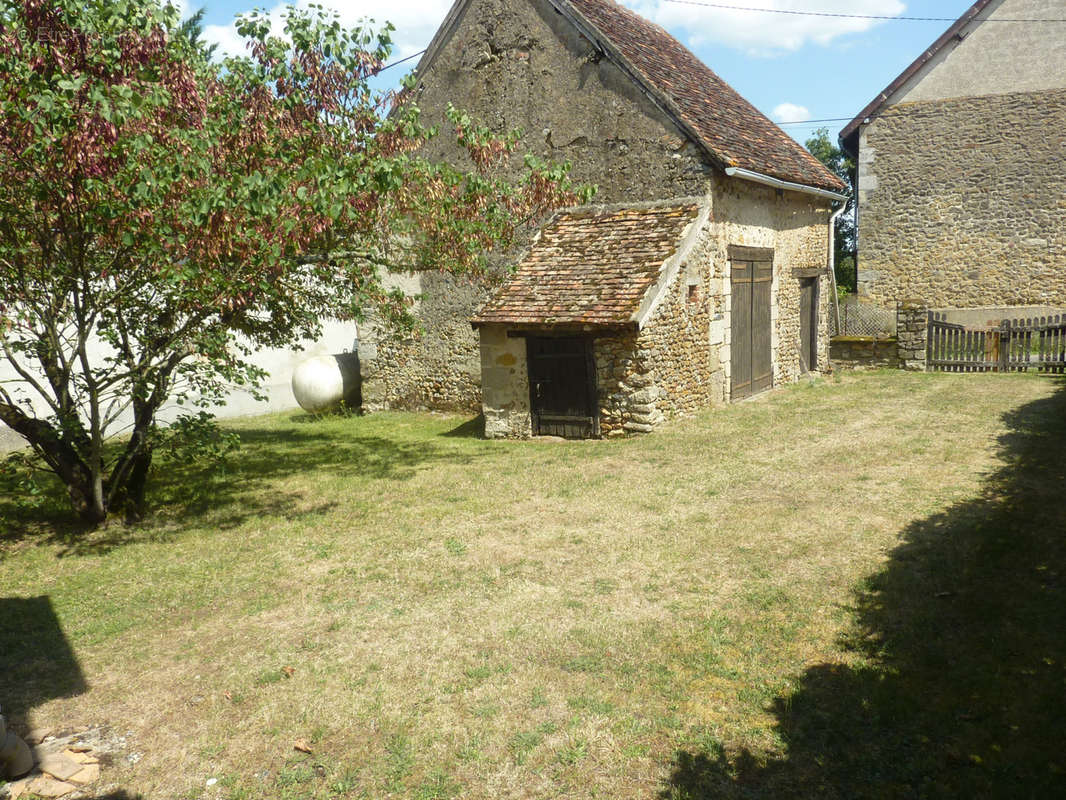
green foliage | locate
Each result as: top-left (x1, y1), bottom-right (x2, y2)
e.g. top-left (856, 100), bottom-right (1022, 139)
top-left (805, 128), bottom-right (857, 293)
top-left (0, 0), bottom-right (585, 524)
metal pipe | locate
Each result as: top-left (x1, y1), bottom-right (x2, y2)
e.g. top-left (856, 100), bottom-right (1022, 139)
top-left (828, 205), bottom-right (846, 337)
top-left (724, 166), bottom-right (848, 202)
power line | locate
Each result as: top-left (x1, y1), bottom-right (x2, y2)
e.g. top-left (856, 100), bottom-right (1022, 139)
top-left (374, 48), bottom-right (427, 75)
top-left (658, 0), bottom-right (1066, 22)
top-left (776, 117), bottom-right (852, 125)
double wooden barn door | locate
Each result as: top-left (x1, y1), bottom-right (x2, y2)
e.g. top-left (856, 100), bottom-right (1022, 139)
top-left (526, 336), bottom-right (599, 438)
top-left (730, 247), bottom-right (773, 400)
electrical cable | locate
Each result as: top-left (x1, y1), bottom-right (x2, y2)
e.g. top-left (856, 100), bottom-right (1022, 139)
top-left (658, 0), bottom-right (1066, 22)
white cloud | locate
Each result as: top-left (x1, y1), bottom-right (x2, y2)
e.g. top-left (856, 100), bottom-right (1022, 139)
top-left (771, 102), bottom-right (810, 123)
top-left (202, 0), bottom-right (452, 62)
top-left (623, 0), bottom-right (907, 56)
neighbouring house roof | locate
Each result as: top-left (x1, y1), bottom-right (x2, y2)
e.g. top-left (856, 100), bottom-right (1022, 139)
top-left (417, 0), bottom-right (846, 194)
top-left (471, 202), bottom-right (702, 328)
top-left (839, 0), bottom-right (997, 156)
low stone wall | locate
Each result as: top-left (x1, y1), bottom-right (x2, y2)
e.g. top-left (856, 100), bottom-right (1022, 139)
top-left (830, 336), bottom-right (899, 369)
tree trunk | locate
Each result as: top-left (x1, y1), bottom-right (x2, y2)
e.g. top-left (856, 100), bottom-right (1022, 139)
top-left (0, 400), bottom-right (107, 524)
top-left (122, 446), bottom-right (153, 522)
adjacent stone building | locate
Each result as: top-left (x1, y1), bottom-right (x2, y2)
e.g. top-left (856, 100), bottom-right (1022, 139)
top-left (359, 0), bottom-right (846, 436)
top-left (840, 0), bottom-right (1066, 311)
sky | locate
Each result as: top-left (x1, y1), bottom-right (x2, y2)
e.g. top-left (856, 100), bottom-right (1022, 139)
top-left (172, 0), bottom-right (990, 145)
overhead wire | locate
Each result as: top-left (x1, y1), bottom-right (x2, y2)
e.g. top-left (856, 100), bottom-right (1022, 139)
top-left (658, 0), bottom-right (1066, 22)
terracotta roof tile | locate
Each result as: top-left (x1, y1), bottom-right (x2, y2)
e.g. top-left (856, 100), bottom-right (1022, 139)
top-left (472, 203), bottom-right (700, 326)
top-left (563, 0), bottom-right (846, 193)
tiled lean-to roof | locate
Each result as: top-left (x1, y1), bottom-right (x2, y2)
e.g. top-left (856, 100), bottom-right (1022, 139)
top-left (472, 203), bottom-right (701, 327)
top-left (562, 0), bottom-right (846, 193)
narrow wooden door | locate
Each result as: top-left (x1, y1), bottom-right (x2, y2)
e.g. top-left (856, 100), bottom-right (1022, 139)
top-left (526, 336), bottom-right (599, 438)
top-left (730, 247), bottom-right (773, 400)
top-left (799, 277), bottom-right (818, 373)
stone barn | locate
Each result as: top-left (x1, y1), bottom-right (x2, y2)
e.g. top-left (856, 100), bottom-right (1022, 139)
top-left (840, 0), bottom-right (1066, 311)
top-left (357, 0), bottom-right (846, 435)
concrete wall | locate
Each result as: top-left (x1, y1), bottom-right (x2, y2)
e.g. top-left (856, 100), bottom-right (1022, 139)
top-left (360, 0), bottom-right (714, 413)
top-left (0, 321), bottom-right (357, 452)
top-left (856, 88), bottom-right (1066, 310)
top-left (894, 0), bottom-right (1066, 104)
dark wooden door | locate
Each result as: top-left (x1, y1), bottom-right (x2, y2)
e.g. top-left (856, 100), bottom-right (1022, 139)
top-left (799, 277), bottom-right (818, 373)
top-left (730, 249), bottom-right (773, 399)
top-left (526, 336), bottom-right (599, 438)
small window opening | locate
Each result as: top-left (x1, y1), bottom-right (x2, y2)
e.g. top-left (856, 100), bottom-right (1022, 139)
top-left (687, 283), bottom-right (702, 304)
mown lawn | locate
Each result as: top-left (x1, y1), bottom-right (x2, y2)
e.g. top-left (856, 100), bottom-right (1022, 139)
top-left (2, 370), bottom-right (1064, 799)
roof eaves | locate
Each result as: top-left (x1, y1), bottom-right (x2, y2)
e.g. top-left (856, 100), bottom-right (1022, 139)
top-left (839, 0), bottom-right (998, 155)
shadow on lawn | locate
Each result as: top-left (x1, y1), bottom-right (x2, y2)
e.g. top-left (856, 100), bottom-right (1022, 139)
top-left (0, 596), bottom-right (86, 732)
top-left (662, 378), bottom-right (1066, 799)
top-left (0, 420), bottom-right (478, 555)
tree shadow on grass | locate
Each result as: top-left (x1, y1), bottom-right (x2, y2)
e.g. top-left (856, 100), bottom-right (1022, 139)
top-left (0, 421), bottom-right (478, 556)
top-left (662, 378), bottom-right (1066, 799)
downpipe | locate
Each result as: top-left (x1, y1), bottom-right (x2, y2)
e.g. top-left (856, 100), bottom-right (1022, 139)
top-left (828, 205), bottom-right (846, 337)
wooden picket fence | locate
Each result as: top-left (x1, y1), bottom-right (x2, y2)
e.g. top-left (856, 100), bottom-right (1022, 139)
top-left (927, 312), bottom-right (1066, 373)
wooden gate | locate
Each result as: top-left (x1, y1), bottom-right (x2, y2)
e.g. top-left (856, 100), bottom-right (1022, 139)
top-left (730, 246), bottom-right (773, 399)
top-left (799, 277), bottom-right (818, 373)
top-left (526, 336), bottom-right (599, 438)
top-left (927, 312), bottom-right (1066, 373)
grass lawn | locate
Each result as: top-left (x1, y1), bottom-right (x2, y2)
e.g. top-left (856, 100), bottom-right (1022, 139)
top-left (2, 370), bottom-right (1064, 799)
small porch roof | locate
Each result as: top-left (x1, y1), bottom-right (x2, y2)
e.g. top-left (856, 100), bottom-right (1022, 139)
top-left (471, 201), bottom-right (705, 329)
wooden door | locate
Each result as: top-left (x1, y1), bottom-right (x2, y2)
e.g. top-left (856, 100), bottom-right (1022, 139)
top-left (799, 277), bottom-right (818, 373)
top-left (526, 336), bottom-right (599, 438)
top-left (730, 247), bottom-right (773, 400)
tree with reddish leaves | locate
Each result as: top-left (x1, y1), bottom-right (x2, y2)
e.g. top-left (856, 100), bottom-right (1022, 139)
top-left (0, 0), bottom-right (588, 524)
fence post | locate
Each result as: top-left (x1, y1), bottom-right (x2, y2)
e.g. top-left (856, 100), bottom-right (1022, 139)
top-left (896, 299), bottom-right (928, 370)
top-left (999, 320), bottom-right (1010, 372)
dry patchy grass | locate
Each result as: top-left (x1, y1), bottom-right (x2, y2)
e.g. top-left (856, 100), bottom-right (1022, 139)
top-left (2, 370), bottom-right (1064, 799)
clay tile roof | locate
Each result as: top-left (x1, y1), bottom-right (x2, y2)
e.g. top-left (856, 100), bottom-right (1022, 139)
top-left (562, 0), bottom-right (845, 193)
top-left (472, 202), bottom-right (700, 327)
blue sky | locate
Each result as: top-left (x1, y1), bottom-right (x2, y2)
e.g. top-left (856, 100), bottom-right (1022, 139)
top-left (175, 0), bottom-right (984, 145)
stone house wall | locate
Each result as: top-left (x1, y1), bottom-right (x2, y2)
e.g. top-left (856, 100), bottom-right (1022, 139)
top-left (478, 184), bottom-right (833, 438)
top-left (856, 88), bottom-right (1066, 310)
top-left (358, 0), bottom-right (713, 412)
top-left (710, 175), bottom-right (833, 389)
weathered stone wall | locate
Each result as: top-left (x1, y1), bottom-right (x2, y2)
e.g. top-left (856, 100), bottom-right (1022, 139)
top-left (477, 324), bottom-right (532, 436)
top-left (360, 0), bottom-right (714, 412)
top-left (856, 89), bottom-right (1066, 309)
top-left (711, 174), bottom-right (833, 391)
top-left (477, 182), bottom-right (833, 437)
top-left (830, 336), bottom-right (900, 370)
top-left (896, 300), bottom-right (929, 371)
top-left (359, 271), bottom-right (485, 413)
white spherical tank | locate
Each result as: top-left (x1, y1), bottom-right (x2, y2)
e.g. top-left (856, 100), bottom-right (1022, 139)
top-left (291, 355), bottom-right (356, 413)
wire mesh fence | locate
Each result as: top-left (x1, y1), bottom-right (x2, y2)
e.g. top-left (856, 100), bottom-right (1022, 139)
top-left (833, 297), bottom-right (897, 337)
